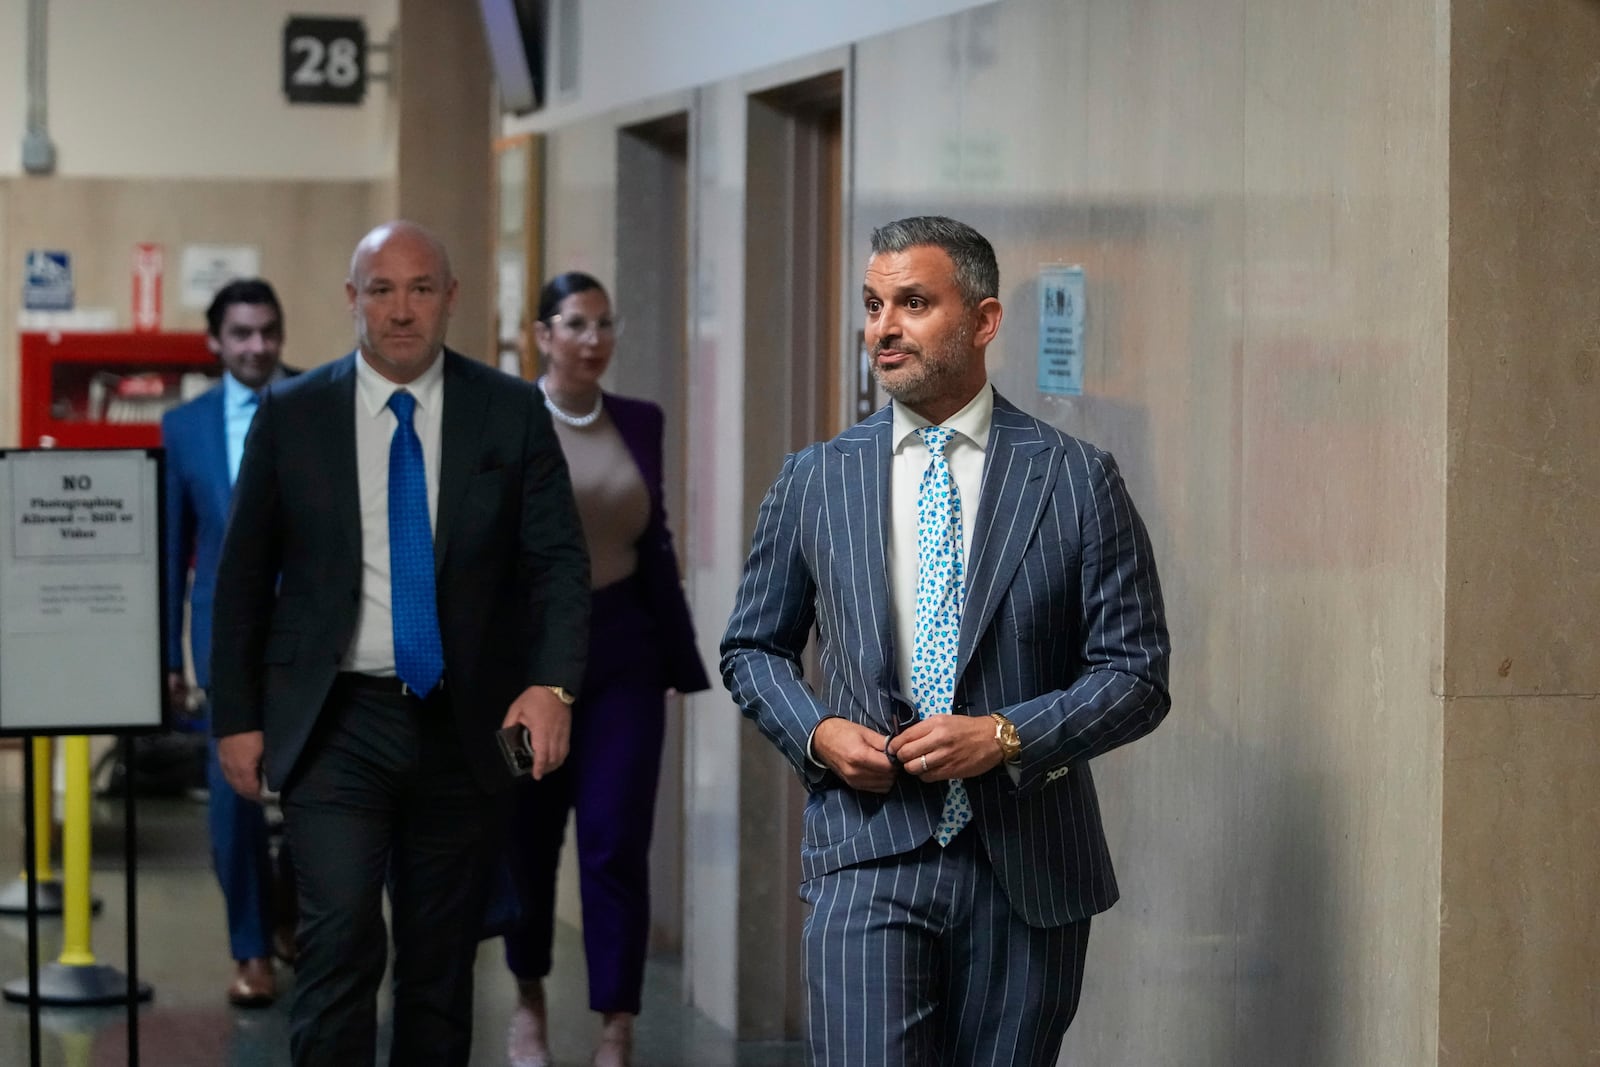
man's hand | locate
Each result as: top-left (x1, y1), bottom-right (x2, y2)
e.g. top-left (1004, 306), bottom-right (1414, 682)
top-left (217, 731), bottom-right (266, 802)
top-left (502, 686), bottom-right (572, 780)
top-left (812, 718), bottom-right (896, 793)
top-left (165, 671), bottom-right (190, 716)
top-left (888, 716), bottom-right (1004, 781)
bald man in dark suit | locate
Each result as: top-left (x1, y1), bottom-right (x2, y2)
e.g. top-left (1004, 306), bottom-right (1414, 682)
top-left (210, 220), bottom-right (590, 1067)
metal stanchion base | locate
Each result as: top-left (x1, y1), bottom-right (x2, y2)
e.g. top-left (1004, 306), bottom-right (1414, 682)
top-left (0, 877), bottom-right (102, 917)
top-left (2, 962), bottom-right (153, 1006)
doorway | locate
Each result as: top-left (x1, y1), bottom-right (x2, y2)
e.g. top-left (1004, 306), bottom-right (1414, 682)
top-left (615, 110), bottom-right (692, 954)
top-left (739, 68), bottom-right (847, 1039)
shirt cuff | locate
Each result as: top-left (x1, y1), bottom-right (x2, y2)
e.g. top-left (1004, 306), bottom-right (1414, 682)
top-left (806, 719), bottom-right (831, 768)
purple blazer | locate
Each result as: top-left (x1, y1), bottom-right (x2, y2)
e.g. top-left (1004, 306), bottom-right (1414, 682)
top-left (603, 392), bottom-right (711, 694)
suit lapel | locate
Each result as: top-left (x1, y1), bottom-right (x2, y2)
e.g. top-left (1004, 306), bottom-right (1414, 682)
top-left (323, 356), bottom-right (363, 566)
top-left (608, 396), bottom-right (660, 512)
top-left (956, 395), bottom-right (1057, 679)
top-left (433, 351), bottom-right (488, 572)
top-left (830, 407), bottom-right (896, 707)
top-left (203, 387), bottom-right (233, 511)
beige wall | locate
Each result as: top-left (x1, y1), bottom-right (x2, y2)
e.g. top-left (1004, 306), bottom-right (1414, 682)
top-left (394, 0), bottom-right (494, 366)
top-left (505, 0), bottom-right (993, 132)
top-left (0, 178), bottom-right (380, 446)
top-left (1441, 2), bottom-right (1600, 1064)
top-left (0, 0), bottom-right (397, 180)
top-left (0, 0), bottom-right (495, 449)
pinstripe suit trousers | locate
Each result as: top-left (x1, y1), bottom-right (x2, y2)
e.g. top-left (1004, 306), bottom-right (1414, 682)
top-left (800, 831), bottom-right (1090, 1067)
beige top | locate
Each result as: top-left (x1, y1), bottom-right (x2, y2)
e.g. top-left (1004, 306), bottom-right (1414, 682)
top-left (551, 410), bottom-right (650, 590)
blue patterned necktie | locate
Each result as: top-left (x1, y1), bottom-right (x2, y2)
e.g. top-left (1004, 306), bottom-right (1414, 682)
top-left (386, 390), bottom-right (444, 697)
top-left (911, 425), bottom-right (972, 846)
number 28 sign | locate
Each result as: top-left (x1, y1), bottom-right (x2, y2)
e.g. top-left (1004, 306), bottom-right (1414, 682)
top-left (283, 16), bottom-right (366, 105)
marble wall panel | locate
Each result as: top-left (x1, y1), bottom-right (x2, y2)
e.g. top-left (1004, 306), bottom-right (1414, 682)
top-left (1444, 0), bottom-right (1600, 697)
top-left (1440, 697), bottom-right (1600, 1066)
top-left (1439, 1), bottom-right (1600, 1061)
top-left (853, 0), bottom-right (1449, 1063)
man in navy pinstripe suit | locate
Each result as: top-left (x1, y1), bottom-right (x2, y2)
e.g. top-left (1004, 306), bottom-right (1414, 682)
top-left (722, 216), bottom-right (1171, 1065)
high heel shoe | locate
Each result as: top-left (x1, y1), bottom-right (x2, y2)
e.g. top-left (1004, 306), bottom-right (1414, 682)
top-left (507, 979), bottom-right (552, 1067)
top-left (592, 1011), bottom-right (634, 1067)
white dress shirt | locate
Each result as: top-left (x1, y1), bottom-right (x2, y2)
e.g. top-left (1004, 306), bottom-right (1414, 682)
top-left (807, 384), bottom-right (999, 769)
top-left (888, 384), bottom-right (993, 699)
top-left (889, 384), bottom-right (1018, 782)
top-left (342, 351), bottom-right (445, 676)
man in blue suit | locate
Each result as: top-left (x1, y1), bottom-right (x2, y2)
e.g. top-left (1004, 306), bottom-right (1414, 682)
top-left (162, 278), bottom-right (293, 1006)
top-left (722, 216), bottom-right (1172, 1065)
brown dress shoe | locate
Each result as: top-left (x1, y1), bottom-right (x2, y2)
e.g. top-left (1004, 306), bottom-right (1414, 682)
top-left (226, 958), bottom-right (276, 1008)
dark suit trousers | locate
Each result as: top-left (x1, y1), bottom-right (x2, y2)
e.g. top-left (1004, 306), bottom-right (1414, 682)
top-left (502, 576), bottom-right (667, 1013)
top-left (281, 681), bottom-right (502, 1067)
top-left (800, 829), bottom-right (1091, 1067)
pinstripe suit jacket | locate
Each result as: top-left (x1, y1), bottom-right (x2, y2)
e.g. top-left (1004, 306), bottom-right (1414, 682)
top-left (721, 392), bottom-right (1170, 928)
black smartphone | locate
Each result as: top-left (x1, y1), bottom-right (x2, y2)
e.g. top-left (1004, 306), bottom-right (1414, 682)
top-left (496, 724), bottom-right (534, 776)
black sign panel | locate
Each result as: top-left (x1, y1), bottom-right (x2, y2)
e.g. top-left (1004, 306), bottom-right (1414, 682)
top-left (283, 17), bottom-right (367, 105)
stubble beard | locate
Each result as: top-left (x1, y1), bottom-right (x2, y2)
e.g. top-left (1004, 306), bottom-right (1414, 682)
top-left (870, 318), bottom-right (974, 411)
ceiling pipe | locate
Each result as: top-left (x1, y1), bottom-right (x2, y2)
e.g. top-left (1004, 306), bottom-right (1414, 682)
top-left (22, 0), bottom-right (57, 174)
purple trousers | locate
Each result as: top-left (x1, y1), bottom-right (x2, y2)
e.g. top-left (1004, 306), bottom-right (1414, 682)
top-left (503, 577), bottom-right (667, 1013)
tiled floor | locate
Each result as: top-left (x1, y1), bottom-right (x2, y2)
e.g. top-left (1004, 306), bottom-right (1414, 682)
top-left (0, 791), bottom-right (804, 1066)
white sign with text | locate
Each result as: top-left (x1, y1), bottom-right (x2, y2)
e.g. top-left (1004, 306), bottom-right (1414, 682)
top-left (0, 450), bottom-right (163, 732)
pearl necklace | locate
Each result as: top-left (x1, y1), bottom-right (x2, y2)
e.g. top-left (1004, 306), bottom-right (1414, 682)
top-left (537, 376), bottom-right (604, 428)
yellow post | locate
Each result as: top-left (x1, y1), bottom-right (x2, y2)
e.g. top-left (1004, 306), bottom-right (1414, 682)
top-left (57, 735), bottom-right (95, 967)
top-left (32, 736), bottom-right (54, 881)
top-left (59, 1031), bottom-right (92, 1067)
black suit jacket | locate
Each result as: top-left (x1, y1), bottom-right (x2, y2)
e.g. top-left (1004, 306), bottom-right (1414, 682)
top-left (209, 349), bottom-right (591, 792)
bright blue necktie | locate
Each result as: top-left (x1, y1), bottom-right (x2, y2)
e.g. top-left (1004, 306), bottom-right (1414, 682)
top-left (386, 390), bottom-right (444, 697)
top-left (911, 425), bottom-right (972, 846)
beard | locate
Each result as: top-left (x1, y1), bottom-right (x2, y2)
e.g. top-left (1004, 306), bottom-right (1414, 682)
top-left (869, 318), bottom-right (974, 410)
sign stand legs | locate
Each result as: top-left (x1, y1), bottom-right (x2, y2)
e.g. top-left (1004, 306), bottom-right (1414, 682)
top-left (4, 736), bottom-right (151, 1064)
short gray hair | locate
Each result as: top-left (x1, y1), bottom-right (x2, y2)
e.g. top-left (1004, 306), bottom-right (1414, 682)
top-left (868, 216), bottom-right (998, 307)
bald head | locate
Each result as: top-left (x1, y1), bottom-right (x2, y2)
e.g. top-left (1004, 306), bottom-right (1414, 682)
top-left (349, 220), bottom-right (454, 289)
top-left (345, 219), bottom-right (459, 384)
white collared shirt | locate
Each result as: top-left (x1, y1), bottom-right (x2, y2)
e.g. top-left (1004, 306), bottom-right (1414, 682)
top-left (888, 384), bottom-right (993, 701)
top-left (342, 350), bottom-right (446, 675)
top-left (222, 369), bottom-right (284, 485)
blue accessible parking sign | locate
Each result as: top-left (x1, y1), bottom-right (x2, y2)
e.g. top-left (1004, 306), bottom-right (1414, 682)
top-left (23, 250), bottom-right (74, 311)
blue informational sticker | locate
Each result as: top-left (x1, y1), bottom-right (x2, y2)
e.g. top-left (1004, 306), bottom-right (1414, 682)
top-left (23, 250), bottom-right (74, 312)
top-left (1037, 265), bottom-right (1085, 396)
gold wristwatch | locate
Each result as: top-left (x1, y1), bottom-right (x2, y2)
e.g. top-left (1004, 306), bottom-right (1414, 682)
top-left (543, 685), bottom-right (576, 706)
top-left (991, 713), bottom-right (1022, 764)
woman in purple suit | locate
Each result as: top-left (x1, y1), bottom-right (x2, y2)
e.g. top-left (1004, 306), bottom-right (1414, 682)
top-left (505, 272), bottom-right (710, 1067)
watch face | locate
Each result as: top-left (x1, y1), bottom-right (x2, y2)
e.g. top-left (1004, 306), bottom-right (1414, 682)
top-left (998, 721), bottom-right (1021, 759)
